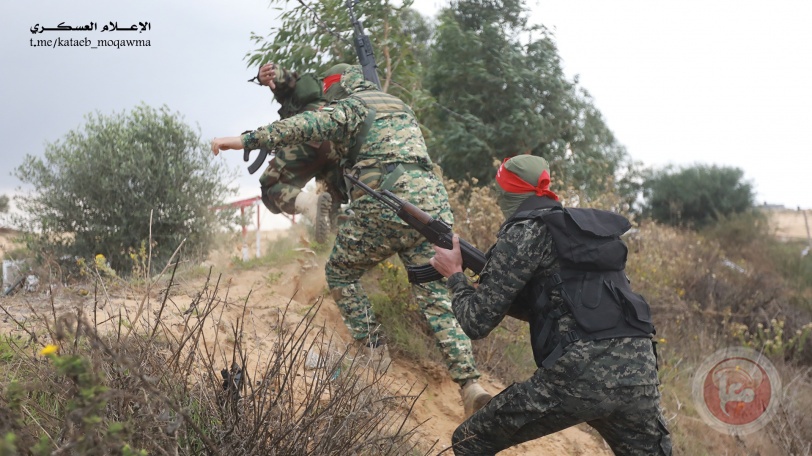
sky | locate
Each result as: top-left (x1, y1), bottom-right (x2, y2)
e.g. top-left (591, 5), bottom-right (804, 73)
top-left (1, 0), bottom-right (810, 233)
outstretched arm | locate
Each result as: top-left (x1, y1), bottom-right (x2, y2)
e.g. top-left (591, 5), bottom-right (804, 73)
top-left (211, 137), bottom-right (243, 156)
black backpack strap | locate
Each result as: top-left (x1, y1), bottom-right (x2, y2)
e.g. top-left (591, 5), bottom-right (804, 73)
top-left (541, 329), bottom-right (582, 368)
top-left (531, 273), bottom-right (582, 368)
top-left (533, 272), bottom-right (587, 369)
top-left (533, 274), bottom-right (563, 342)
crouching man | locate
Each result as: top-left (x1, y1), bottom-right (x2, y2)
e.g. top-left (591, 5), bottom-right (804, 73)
top-left (430, 155), bottom-right (672, 455)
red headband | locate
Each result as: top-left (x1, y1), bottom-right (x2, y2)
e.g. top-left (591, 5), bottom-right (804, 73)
top-left (495, 157), bottom-right (559, 200)
top-left (322, 74), bottom-right (342, 93)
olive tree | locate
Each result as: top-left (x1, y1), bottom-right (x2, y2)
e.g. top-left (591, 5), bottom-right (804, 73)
top-left (642, 164), bottom-right (755, 229)
top-left (14, 104), bottom-right (234, 272)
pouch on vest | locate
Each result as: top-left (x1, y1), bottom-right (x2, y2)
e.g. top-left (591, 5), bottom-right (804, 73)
top-left (346, 158), bottom-right (385, 200)
top-left (540, 207), bottom-right (654, 338)
top-left (540, 207), bottom-right (630, 271)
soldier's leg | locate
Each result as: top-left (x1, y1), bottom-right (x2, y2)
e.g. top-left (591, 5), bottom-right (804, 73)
top-left (452, 365), bottom-right (668, 455)
top-left (398, 239), bottom-right (481, 385)
top-left (451, 371), bottom-right (584, 455)
top-left (259, 144), bottom-right (317, 214)
top-left (315, 166), bottom-right (347, 228)
top-left (324, 201), bottom-right (410, 345)
top-left (587, 385), bottom-right (672, 456)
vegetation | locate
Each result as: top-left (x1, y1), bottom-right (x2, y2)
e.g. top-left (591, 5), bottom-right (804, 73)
top-left (425, 0), bottom-right (639, 204)
top-left (642, 164), bottom-right (756, 229)
top-left (3, 1), bottom-right (809, 454)
top-left (12, 104), bottom-right (234, 273)
top-left (246, 0), bottom-right (433, 113)
top-left (3, 188), bottom-right (811, 454)
top-left (0, 195), bottom-right (8, 214)
top-left (247, 0), bottom-right (641, 206)
top-left (0, 249), bottom-right (427, 455)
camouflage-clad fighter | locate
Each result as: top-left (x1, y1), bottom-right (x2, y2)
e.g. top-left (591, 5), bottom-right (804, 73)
top-left (253, 62), bottom-right (346, 242)
top-left (213, 64), bottom-right (492, 417)
top-left (430, 155), bottom-right (672, 455)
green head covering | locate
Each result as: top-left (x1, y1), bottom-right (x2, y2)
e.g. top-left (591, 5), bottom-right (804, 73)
top-left (322, 63), bottom-right (351, 102)
top-left (495, 155), bottom-right (554, 219)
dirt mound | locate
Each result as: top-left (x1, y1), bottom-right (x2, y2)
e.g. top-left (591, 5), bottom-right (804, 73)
top-left (203, 234), bottom-right (611, 454)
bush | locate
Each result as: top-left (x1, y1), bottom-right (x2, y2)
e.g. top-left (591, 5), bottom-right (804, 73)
top-left (13, 104), bottom-right (234, 273)
top-left (443, 176), bottom-right (503, 251)
top-left (643, 164), bottom-right (755, 229)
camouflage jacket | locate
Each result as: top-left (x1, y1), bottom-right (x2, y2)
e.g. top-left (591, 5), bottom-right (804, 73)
top-left (243, 65), bottom-right (451, 223)
top-left (446, 217), bottom-right (660, 389)
top-left (243, 65), bottom-right (434, 166)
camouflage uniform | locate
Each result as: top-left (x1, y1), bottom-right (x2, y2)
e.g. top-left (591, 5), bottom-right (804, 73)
top-left (257, 66), bottom-right (345, 214)
top-left (446, 218), bottom-right (672, 455)
top-left (242, 66), bottom-right (481, 384)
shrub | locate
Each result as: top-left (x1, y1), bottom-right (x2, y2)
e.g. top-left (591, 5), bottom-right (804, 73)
top-left (13, 104), bottom-right (234, 273)
top-left (642, 164), bottom-right (755, 229)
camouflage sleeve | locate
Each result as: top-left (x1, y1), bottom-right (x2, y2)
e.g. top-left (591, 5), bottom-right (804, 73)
top-left (241, 98), bottom-right (368, 152)
top-left (447, 219), bottom-right (555, 339)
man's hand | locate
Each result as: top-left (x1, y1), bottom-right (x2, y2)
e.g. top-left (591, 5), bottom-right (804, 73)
top-left (258, 63), bottom-right (277, 89)
top-left (211, 136), bottom-right (244, 156)
top-left (430, 234), bottom-right (464, 278)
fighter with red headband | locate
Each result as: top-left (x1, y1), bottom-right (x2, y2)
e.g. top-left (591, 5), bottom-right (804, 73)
top-left (212, 64), bottom-right (491, 419)
top-left (431, 154), bottom-right (671, 455)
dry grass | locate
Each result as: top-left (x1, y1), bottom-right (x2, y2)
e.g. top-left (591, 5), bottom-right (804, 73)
top-left (0, 250), bottom-right (431, 455)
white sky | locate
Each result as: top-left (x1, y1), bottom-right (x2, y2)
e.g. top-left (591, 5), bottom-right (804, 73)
top-left (1, 0), bottom-right (810, 235)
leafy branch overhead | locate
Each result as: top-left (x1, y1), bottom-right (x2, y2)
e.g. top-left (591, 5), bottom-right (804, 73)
top-left (246, 0), bottom-right (431, 107)
top-left (248, 0), bottom-right (643, 207)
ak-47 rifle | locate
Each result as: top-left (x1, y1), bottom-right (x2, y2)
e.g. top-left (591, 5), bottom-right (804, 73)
top-left (344, 172), bottom-right (486, 283)
top-left (346, 0), bottom-right (381, 89)
top-left (240, 130), bottom-right (274, 175)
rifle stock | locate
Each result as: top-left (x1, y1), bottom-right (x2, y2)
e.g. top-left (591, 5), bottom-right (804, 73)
top-left (344, 173), bottom-right (486, 283)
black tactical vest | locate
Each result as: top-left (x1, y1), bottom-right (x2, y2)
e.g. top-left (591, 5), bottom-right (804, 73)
top-left (505, 196), bottom-right (655, 368)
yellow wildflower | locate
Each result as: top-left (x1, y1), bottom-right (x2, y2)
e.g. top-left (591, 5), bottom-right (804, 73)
top-left (40, 344), bottom-right (58, 356)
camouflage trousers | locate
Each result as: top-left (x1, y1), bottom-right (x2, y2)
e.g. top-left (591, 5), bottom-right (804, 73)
top-left (451, 367), bottom-right (672, 455)
top-left (325, 197), bottom-right (480, 385)
top-left (258, 141), bottom-right (344, 214)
